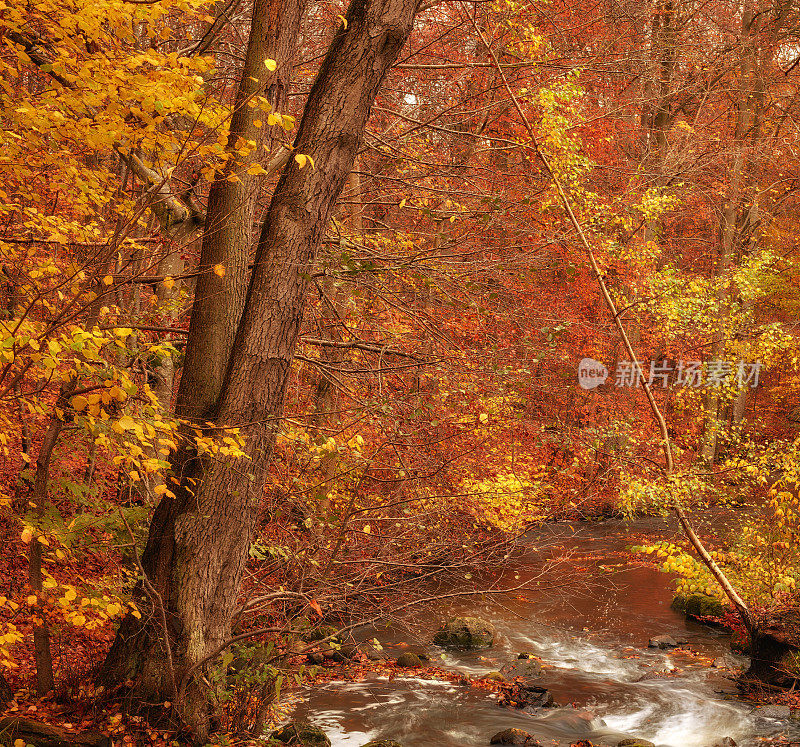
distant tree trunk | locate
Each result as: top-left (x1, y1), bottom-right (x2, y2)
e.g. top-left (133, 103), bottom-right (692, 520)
top-left (28, 383), bottom-right (76, 695)
top-left (100, 0), bottom-right (419, 737)
top-left (701, 1), bottom-right (761, 463)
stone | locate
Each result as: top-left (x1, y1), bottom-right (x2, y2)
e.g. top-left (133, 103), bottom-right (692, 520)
top-left (754, 705), bottom-right (792, 719)
top-left (777, 650), bottom-right (800, 678)
top-left (484, 670), bottom-right (505, 681)
top-left (271, 722), bottom-right (332, 746)
top-left (712, 657), bottom-right (729, 669)
top-left (324, 643), bottom-right (359, 662)
top-left (617, 740), bottom-right (655, 747)
top-left (300, 624), bottom-right (341, 644)
top-left (396, 652), bottom-right (424, 668)
top-left (500, 658), bottom-right (543, 680)
top-left (711, 739), bottom-right (737, 747)
top-left (489, 728), bottom-right (542, 745)
top-left (361, 741), bottom-right (404, 747)
top-left (499, 682), bottom-right (556, 709)
top-left (648, 635), bottom-right (678, 649)
top-left (517, 652), bottom-right (537, 659)
top-left (671, 593), bottom-right (724, 618)
top-left (358, 641), bottom-right (385, 660)
top-left (432, 616), bottom-right (495, 649)
top-left (306, 651), bottom-right (325, 665)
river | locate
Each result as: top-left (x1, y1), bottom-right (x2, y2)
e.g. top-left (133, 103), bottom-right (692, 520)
top-left (290, 517), bottom-right (799, 746)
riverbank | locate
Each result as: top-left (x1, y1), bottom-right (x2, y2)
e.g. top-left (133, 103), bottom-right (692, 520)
top-left (283, 518), bottom-right (800, 747)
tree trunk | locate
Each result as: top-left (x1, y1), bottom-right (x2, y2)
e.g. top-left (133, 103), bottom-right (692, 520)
top-left (701, 1), bottom-right (760, 464)
top-left (176, 0), bottom-right (301, 422)
top-left (29, 381), bottom-right (78, 695)
top-left (101, 0), bottom-right (419, 737)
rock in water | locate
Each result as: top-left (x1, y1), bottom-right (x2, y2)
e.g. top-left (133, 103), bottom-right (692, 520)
top-left (671, 593), bottom-right (724, 618)
top-left (271, 722), bottom-right (332, 746)
top-left (647, 634), bottom-right (678, 649)
top-left (754, 705), bottom-right (792, 719)
top-left (489, 728), bottom-right (542, 745)
top-left (501, 658), bottom-right (543, 680)
top-left (499, 682), bottom-right (556, 709)
top-left (617, 740), bottom-right (655, 747)
top-left (396, 652), bottom-right (423, 668)
top-left (711, 739), bottom-right (737, 747)
top-left (432, 616), bottom-right (495, 649)
top-left (362, 741), bottom-right (404, 747)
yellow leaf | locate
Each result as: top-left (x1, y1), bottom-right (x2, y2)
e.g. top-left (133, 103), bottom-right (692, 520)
top-left (21, 527), bottom-right (33, 544)
top-left (106, 603), bottom-right (121, 616)
top-left (162, 276), bottom-right (175, 290)
top-left (27, 595), bottom-right (37, 606)
top-left (246, 164), bottom-right (266, 176)
top-left (71, 395), bottom-right (88, 411)
top-left (72, 615), bottom-right (86, 626)
top-left (479, 413), bottom-right (489, 424)
top-left (264, 59), bottom-right (277, 71)
top-left (117, 415), bottom-right (136, 431)
top-left (43, 578), bottom-right (57, 589)
top-left (295, 153), bottom-right (307, 169)
top-left (337, 13), bottom-right (348, 28)
top-left (213, 264), bottom-right (226, 277)
top-left (363, 524), bottom-right (371, 533)
top-left (15, 739), bottom-right (26, 747)
top-left (399, 198), bottom-right (406, 208)
top-left (103, 275), bottom-right (114, 286)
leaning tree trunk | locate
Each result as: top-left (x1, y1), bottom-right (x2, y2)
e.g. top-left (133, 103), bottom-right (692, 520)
top-left (101, 0), bottom-right (419, 738)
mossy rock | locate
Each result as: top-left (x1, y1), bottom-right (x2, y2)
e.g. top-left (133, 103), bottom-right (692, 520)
top-left (300, 624), bottom-right (341, 644)
top-left (361, 741), bottom-right (404, 747)
top-left (396, 652), bottom-right (424, 668)
top-left (617, 740), bottom-right (655, 747)
top-left (671, 593), bottom-right (724, 618)
top-left (778, 650), bottom-right (800, 678)
top-left (433, 616), bottom-right (495, 650)
top-left (270, 722), bottom-right (331, 746)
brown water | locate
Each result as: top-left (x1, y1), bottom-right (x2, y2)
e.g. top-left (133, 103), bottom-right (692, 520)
top-left (290, 517), bottom-right (797, 747)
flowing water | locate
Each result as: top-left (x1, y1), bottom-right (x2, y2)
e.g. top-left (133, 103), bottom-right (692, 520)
top-left (290, 518), bottom-right (799, 746)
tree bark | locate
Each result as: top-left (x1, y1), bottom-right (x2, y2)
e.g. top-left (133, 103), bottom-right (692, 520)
top-left (101, 0), bottom-right (419, 737)
top-left (701, 1), bottom-right (761, 464)
top-left (29, 381), bottom-right (78, 695)
top-left (176, 0), bottom-right (302, 422)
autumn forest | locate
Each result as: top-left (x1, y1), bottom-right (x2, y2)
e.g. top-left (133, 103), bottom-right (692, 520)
top-left (3, 0), bottom-right (800, 744)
